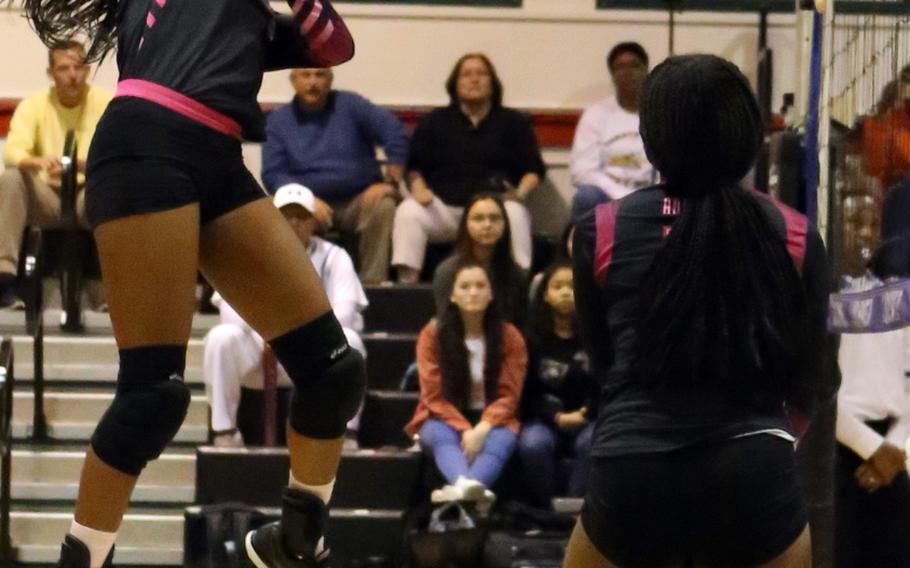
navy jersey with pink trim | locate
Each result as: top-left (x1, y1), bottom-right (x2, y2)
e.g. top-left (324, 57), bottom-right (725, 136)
top-left (573, 185), bottom-right (830, 457)
top-left (114, 0), bottom-right (353, 141)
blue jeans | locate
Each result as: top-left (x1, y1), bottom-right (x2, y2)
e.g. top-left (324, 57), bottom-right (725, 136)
top-left (571, 185), bottom-right (612, 223)
top-left (518, 421), bottom-right (594, 507)
top-left (418, 418), bottom-right (517, 487)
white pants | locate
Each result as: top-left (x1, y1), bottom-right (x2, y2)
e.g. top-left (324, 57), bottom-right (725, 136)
top-left (203, 323), bottom-right (365, 433)
top-left (391, 197), bottom-right (533, 271)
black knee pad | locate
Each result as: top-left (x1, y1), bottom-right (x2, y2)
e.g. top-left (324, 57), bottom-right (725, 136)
top-left (289, 347), bottom-right (366, 439)
top-left (270, 311), bottom-right (367, 439)
top-left (91, 345), bottom-right (190, 476)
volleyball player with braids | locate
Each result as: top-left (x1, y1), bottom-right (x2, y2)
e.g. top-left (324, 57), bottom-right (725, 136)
top-left (19, 0), bottom-right (364, 566)
top-left (563, 54), bottom-right (832, 568)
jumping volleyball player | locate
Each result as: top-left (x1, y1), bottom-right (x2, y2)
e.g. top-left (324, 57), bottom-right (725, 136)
top-left (564, 55), bottom-right (830, 568)
top-left (19, 0), bottom-right (364, 566)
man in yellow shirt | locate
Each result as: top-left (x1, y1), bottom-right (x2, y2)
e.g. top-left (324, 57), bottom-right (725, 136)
top-left (0, 40), bottom-right (111, 308)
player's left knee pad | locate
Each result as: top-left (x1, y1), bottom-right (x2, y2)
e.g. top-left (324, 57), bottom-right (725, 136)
top-left (90, 345), bottom-right (190, 476)
top-left (270, 311), bottom-right (367, 439)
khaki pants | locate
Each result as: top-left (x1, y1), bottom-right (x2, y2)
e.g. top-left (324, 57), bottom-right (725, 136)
top-left (390, 196), bottom-right (533, 272)
top-left (331, 192), bottom-right (396, 284)
top-left (0, 168), bottom-right (87, 277)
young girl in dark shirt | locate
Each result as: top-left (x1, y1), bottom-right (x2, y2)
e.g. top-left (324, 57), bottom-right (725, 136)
top-left (518, 260), bottom-right (595, 508)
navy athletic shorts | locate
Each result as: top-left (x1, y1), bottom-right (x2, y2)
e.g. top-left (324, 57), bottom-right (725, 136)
top-left (86, 97), bottom-right (266, 228)
top-left (581, 434), bottom-right (808, 567)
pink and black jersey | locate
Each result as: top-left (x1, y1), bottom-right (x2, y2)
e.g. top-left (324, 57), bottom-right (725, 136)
top-left (114, 0), bottom-right (353, 141)
top-left (573, 185), bottom-right (831, 457)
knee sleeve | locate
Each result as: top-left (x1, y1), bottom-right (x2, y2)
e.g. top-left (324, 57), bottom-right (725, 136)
top-left (270, 311), bottom-right (367, 439)
top-left (91, 345), bottom-right (190, 476)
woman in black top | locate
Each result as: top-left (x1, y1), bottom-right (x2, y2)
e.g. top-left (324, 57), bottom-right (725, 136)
top-left (564, 55), bottom-right (829, 568)
top-left (518, 260), bottom-right (595, 508)
top-left (392, 52), bottom-right (545, 281)
top-left (432, 191), bottom-right (529, 326)
top-left (23, 1), bottom-right (362, 567)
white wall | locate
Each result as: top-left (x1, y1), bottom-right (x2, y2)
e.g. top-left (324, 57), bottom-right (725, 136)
top-left (0, 1), bottom-right (805, 202)
top-left (1, 1), bottom-right (802, 108)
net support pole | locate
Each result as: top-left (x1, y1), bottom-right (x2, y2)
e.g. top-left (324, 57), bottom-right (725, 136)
top-left (796, 0), bottom-right (818, 126)
top-left (817, 0), bottom-right (835, 243)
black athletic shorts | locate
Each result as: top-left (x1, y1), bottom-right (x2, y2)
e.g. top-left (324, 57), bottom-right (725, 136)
top-left (581, 435), bottom-right (808, 568)
top-left (86, 97), bottom-right (266, 228)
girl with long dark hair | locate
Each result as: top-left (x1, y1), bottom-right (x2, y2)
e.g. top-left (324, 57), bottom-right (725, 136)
top-left (19, 1), bottom-right (364, 567)
top-left (432, 191), bottom-right (529, 326)
top-left (564, 54), bottom-right (830, 568)
top-left (518, 260), bottom-right (595, 508)
top-left (406, 263), bottom-right (527, 502)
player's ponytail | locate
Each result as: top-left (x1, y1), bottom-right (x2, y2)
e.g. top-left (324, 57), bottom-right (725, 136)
top-left (635, 54), bottom-right (809, 409)
top-left (19, 0), bottom-right (119, 62)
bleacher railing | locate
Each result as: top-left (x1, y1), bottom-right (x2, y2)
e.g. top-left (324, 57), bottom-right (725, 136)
top-left (1, 338), bottom-right (14, 563)
top-left (17, 129), bottom-right (80, 442)
top-left (21, 227), bottom-right (47, 441)
top-left (59, 129), bottom-right (84, 334)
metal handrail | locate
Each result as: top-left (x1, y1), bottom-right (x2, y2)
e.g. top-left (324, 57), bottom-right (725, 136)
top-left (0, 338), bottom-right (15, 563)
top-left (59, 129), bottom-right (84, 333)
top-left (21, 228), bottom-right (47, 441)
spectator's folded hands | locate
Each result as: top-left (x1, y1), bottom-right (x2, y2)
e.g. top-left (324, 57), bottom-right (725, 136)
top-left (411, 183), bottom-right (435, 206)
top-left (868, 441), bottom-right (908, 486)
top-left (361, 182), bottom-right (396, 210)
top-left (18, 155), bottom-right (61, 174)
top-left (313, 197), bottom-right (334, 229)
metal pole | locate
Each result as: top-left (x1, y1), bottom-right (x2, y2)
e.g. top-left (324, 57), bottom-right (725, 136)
top-left (818, 0), bottom-right (835, 242)
top-left (32, 316), bottom-right (47, 441)
top-left (0, 340), bottom-right (14, 564)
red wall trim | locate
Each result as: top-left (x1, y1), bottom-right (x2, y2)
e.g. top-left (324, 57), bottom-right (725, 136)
top-left (0, 98), bottom-right (581, 149)
top-left (0, 100), bottom-right (17, 138)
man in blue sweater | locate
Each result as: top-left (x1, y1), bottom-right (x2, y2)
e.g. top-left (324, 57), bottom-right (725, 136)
top-left (263, 68), bottom-right (410, 283)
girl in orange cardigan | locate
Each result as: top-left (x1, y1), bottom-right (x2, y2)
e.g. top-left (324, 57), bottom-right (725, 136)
top-left (405, 263), bottom-right (527, 501)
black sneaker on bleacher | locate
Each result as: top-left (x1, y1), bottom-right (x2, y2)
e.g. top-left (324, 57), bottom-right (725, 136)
top-left (245, 488), bottom-right (338, 567)
top-left (56, 534), bottom-right (114, 568)
top-left (0, 279), bottom-right (23, 310)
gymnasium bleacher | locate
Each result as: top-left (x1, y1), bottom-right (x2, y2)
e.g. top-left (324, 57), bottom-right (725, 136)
top-left (0, 283), bottom-right (445, 566)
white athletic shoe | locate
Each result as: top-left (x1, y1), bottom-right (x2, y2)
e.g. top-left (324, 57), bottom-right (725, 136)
top-left (454, 476), bottom-right (487, 501)
top-left (430, 484), bottom-right (463, 503)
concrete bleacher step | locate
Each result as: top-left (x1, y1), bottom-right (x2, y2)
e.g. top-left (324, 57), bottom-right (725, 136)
top-left (358, 390), bottom-right (420, 449)
top-left (363, 284), bottom-right (435, 334)
top-left (8, 335), bottom-right (205, 384)
top-left (363, 332), bottom-right (417, 390)
top-left (184, 506), bottom-right (406, 566)
top-left (10, 448), bottom-right (195, 503)
top-left (195, 446), bottom-right (421, 510)
top-left (11, 509), bottom-right (185, 565)
top-left (11, 389), bottom-right (209, 443)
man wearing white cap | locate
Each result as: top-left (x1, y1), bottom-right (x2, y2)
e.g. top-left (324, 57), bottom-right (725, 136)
top-left (203, 184), bottom-right (369, 446)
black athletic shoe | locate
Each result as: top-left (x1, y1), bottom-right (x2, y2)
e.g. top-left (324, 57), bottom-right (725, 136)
top-left (0, 276), bottom-right (21, 310)
top-left (57, 534), bottom-right (114, 568)
top-left (245, 488), bottom-right (334, 568)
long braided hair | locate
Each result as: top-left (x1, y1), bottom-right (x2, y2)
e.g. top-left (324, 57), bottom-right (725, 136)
top-left (636, 54), bottom-right (809, 410)
top-left (16, 0), bottom-right (120, 62)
